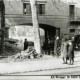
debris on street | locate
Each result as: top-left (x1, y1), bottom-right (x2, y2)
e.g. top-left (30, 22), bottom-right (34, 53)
top-left (12, 47), bottom-right (42, 59)
top-left (0, 46), bottom-right (43, 62)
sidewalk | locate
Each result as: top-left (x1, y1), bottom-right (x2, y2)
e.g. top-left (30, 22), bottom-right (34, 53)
top-left (0, 51), bottom-right (80, 75)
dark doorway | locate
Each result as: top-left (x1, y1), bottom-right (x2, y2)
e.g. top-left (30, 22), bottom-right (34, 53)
top-left (39, 24), bottom-right (56, 55)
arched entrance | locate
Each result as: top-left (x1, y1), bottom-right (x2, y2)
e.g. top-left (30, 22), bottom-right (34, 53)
top-left (40, 24), bottom-right (56, 42)
top-left (8, 23), bottom-right (57, 53)
top-left (39, 24), bottom-right (56, 54)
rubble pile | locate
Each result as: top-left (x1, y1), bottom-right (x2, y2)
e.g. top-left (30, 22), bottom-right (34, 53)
top-left (12, 47), bottom-right (42, 60)
top-left (0, 38), bottom-right (43, 62)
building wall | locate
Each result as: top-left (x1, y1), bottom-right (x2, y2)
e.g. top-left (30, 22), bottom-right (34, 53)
top-left (5, 0), bottom-right (23, 14)
top-left (3, 0), bottom-right (80, 39)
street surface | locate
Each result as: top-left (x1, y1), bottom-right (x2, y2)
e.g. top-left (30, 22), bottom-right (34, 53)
top-left (15, 66), bottom-right (80, 75)
top-left (0, 76), bottom-right (71, 80)
top-left (0, 51), bottom-right (80, 80)
top-left (0, 51), bottom-right (80, 75)
top-left (9, 51), bottom-right (80, 75)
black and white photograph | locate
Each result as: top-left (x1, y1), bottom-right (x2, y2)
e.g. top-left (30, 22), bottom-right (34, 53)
top-left (0, 0), bottom-right (80, 79)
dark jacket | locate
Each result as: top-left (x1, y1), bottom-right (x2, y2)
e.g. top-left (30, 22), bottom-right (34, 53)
top-left (24, 41), bottom-right (28, 50)
top-left (67, 41), bottom-right (74, 59)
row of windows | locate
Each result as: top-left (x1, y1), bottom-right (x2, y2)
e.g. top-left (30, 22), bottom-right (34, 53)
top-left (23, 3), bottom-right (45, 15)
top-left (23, 3), bottom-right (75, 16)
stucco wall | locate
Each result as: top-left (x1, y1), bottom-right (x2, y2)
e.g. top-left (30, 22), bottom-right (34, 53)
top-left (3, 0), bottom-right (80, 39)
top-left (5, 0), bottom-right (23, 14)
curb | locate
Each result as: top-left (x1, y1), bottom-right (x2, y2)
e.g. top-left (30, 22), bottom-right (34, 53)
top-left (1, 65), bottom-right (80, 75)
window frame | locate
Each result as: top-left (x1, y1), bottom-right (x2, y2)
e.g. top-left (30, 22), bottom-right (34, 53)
top-left (69, 5), bottom-right (75, 20)
top-left (37, 3), bottom-right (45, 15)
top-left (22, 1), bottom-right (46, 15)
top-left (23, 2), bottom-right (31, 15)
top-left (70, 29), bottom-right (75, 33)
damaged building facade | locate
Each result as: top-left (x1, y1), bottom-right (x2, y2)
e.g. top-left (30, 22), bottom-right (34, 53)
top-left (1, 0), bottom-right (80, 51)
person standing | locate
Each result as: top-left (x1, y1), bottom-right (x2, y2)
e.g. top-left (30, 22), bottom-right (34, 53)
top-left (61, 39), bottom-right (68, 64)
top-left (24, 39), bottom-right (28, 50)
top-left (48, 39), bottom-right (51, 55)
top-left (67, 40), bottom-right (74, 65)
top-left (54, 36), bottom-right (60, 57)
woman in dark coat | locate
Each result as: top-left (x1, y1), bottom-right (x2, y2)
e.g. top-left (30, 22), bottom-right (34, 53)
top-left (67, 40), bottom-right (74, 65)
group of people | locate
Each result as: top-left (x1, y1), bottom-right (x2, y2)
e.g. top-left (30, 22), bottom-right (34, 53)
top-left (23, 38), bottom-right (75, 65)
top-left (61, 38), bottom-right (74, 65)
